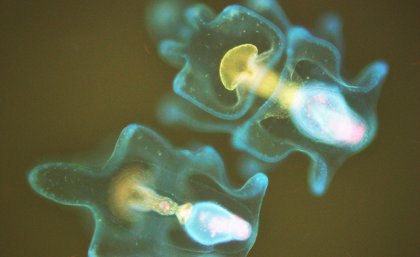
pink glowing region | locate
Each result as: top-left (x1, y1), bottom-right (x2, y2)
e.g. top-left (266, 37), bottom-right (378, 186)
top-left (291, 85), bottom-right (367, 146)
top-left (183, 201), bottom-right (252, 246)
top-left (202, 212), bottom-right (251, 240)
top-left (325, 113), bottom-right (366, 144)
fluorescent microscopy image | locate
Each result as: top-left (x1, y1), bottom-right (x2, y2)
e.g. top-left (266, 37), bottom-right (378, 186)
top-left (28, 124), bottom-right (268, 257)
top-left (148, 0), bottom-right (388, 196)
top-left (2, 0), bottom-right (417, 257)
top-left (148, 0), bottom-right (285, 119)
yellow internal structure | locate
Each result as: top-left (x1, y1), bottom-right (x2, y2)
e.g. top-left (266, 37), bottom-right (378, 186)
top-left (109, 165), bottom-right (192, 223)
top-left (219, 43), bottom-right (299, 110)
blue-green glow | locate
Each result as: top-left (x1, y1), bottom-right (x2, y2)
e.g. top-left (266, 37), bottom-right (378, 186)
top-left (148, 0), bottom-right (388, 196)
top-left (28, 124), bottom-right (268, 257)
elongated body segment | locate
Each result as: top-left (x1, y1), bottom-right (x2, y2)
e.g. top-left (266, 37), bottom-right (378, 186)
top-left (290, 85), bottom-right (367, 146)
top-left (28, 124), bottom-right (268, 256)
top-left (182, 202), bottom-right (252, 246)
top-left (150, 0), bottom-right (388, 195)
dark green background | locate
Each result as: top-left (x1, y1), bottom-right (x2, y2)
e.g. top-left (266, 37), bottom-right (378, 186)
top-left (1, 0), bottom-right (418, 256)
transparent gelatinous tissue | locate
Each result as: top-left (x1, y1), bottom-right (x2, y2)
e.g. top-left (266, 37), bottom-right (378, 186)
top-left (148, 0), bottom-right (388, 196)
top-left (28, 124), bottom-right (268, 257)
top-left (147, 0), bottom-right (285, 119)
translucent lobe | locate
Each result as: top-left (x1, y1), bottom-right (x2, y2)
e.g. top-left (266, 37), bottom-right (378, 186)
top-left (230, 27), bottom-right (387, 196)
top-left (244, 0), bottom-right (291, 31)
top-left (28, 124), bottom-right (268, 257)
top-left (290, 84), bottom-right (367, 146)
top-left (155, 3), bottom-right (286, 119)
top-left (145, 0), bottom-right (191, 43)
top-left (183, 202), bottom-right (252, 246)
top-left (313, 13), bottom-right (344, 52)
top-left (148, 0), bottom-right (388, 196)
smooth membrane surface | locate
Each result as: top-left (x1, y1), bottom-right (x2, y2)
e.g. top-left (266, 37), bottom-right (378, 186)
top-left (28, 124), bottom-right (268, 257)
top-left (148, 0), bottom-right (388, 196)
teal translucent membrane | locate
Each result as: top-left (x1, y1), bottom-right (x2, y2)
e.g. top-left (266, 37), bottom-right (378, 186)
top-left (147, 0), bottom-right (285, 119)
top-left (232, 27), bottom-right (388, 196)
top-left (148, 0), bottom-right (388, 196)
top-left (28, 124), bottom-right (268, 257)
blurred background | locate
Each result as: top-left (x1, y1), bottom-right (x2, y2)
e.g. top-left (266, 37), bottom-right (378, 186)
top-left (0, 0), bottom-right (418, 256)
